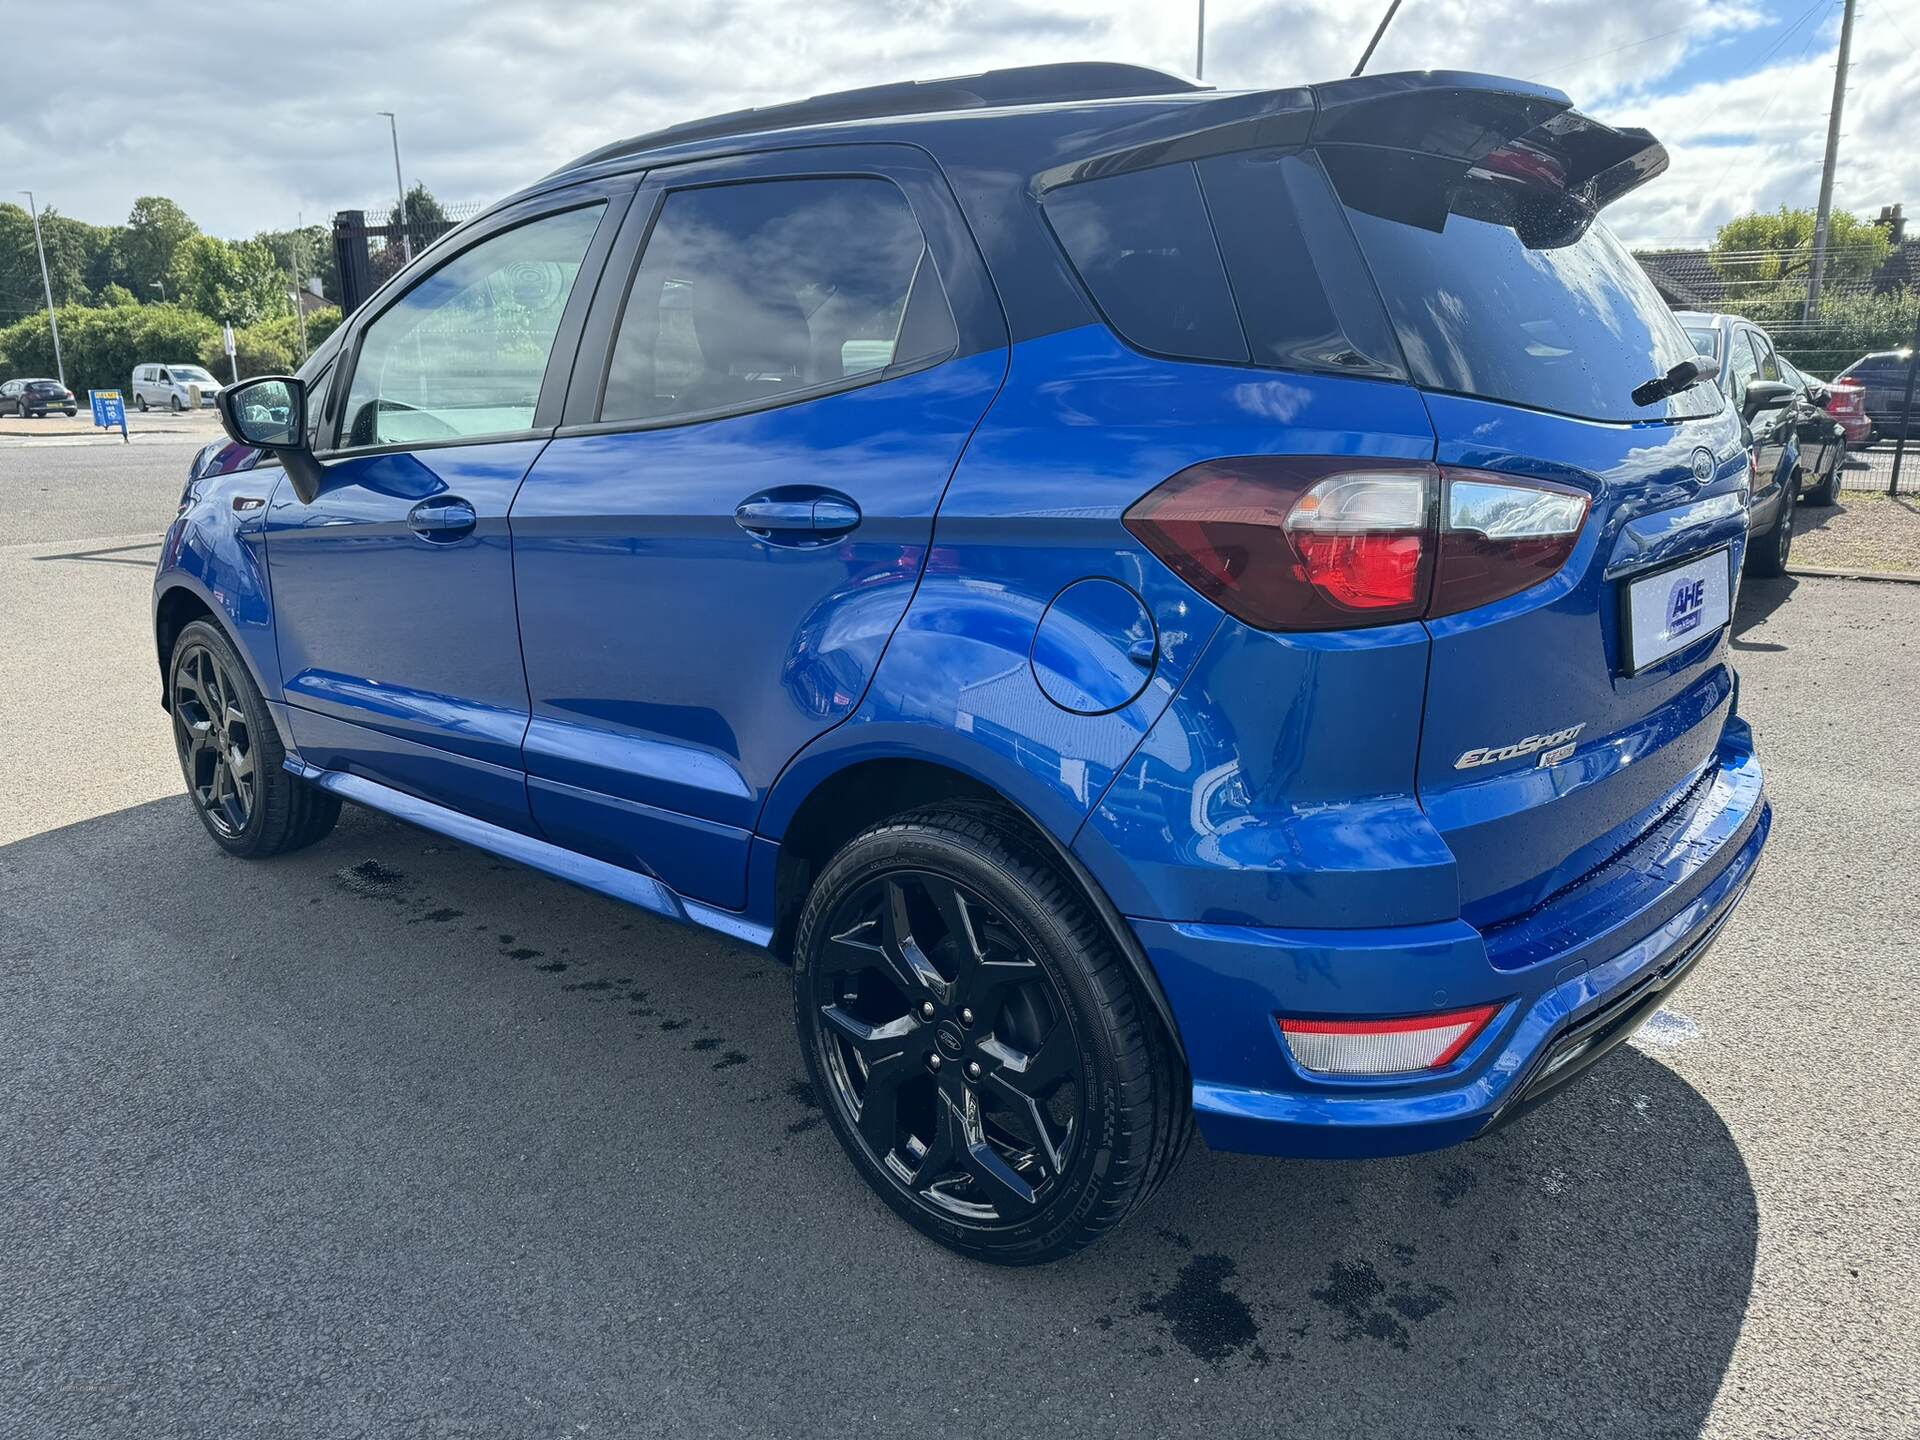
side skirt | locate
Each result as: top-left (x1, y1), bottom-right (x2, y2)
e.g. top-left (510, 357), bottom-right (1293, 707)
top-left (289, 760), bottom-right (773, 948)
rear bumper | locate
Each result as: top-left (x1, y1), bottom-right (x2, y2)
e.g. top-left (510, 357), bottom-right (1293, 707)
top-left (1130, 721), bottom-right (1769, 1159)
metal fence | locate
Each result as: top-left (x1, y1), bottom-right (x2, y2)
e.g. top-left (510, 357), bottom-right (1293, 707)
top-left (331, 199), bottom-right (488, 315)
top-left (1636, 225), bottom-right (1919, 497)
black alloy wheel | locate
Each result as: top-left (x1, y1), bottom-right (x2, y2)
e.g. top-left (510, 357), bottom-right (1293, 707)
top-left (167, 618), bottom-right (342, 857)
top-left (808, 867), bottom-right (1086, 1224)
top-left (794, 807), bottom-right (1191, 1264)
top-left (172, 639), bottom-right (257, 838)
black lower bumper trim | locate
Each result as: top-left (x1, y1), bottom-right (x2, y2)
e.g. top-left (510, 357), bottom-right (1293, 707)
top-left (1481, 887), bottom-right (1742, 1136)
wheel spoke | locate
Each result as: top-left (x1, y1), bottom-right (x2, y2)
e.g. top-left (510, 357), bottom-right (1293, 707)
top-left (878, 878), bottom-right (950, 1000)
top-left (819, 1005), bottom-right (917, 1069)
top-left (980, 1028), bottom-right (1077, 1174)
top-left (947, 1085), bottom-right (1039, 1213)
top-left (228, 745), bottom-right (254, 782)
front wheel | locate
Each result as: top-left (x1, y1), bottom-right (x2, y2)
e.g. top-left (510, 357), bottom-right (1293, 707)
top-left (169, 395), bottom-right (184, 413)
top-left (1806, 442), bottom-right (1843, 506)
top-left (137, 394), bottom-right (149, 412)
top-left (169, 619), bottom-right (340, 857)
top-left (793, 806), bottom-right (1190, 1264)
top-left (1745, 491), bottom-right (1795, 577)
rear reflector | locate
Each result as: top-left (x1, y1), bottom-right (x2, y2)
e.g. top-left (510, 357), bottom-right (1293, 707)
top-left (1125, 458), bottom-right (1589, 632)
top-left (1279, 1003), bottom-right (1502, 1075)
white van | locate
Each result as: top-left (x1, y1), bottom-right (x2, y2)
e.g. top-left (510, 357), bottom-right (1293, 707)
top-left (131, 363), bottom-right (222, 412)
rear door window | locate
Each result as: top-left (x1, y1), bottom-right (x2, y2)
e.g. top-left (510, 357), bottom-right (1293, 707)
top-left (1323, 146), bottom-right (1717, 422)
top-left (1041, 163), bottom-right (1248, 364)
top-left (601, 177), bottom-right (955, 424)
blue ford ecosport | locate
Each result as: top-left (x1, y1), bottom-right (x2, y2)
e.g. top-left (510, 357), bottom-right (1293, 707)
top-left (158, 64), bottom-right (1770, 1263)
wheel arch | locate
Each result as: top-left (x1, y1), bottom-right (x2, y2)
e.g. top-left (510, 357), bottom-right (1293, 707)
top-left (764, 752), bottom-right (1188, 1067)
top-left (153, 575), bottom-right (295, 753)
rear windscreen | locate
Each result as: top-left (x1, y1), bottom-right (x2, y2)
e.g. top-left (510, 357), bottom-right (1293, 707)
top-left (1324, 146), bottom-right (1718, 423)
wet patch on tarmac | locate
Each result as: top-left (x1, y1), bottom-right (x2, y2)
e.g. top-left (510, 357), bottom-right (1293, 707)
top-left (1138, 1253), bottom-right (1260, 1366)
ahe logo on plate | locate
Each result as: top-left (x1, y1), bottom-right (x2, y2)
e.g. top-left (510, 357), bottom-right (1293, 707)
top-left (1667, 575), bottom-right (1707, 638)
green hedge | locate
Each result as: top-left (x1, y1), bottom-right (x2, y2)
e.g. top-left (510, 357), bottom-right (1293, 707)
top-left (196, 309), bottom-right (344, 382)
top-left (0, 302), bottom-right (345, 398)
top-left (0, 303), bottom-right (217, 398)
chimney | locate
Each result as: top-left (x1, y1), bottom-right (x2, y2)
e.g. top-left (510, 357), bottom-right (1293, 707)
top-left (1876, 203), bottom-right (1907, 246)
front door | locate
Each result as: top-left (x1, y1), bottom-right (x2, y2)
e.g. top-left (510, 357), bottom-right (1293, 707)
top-left (266, 190), bottom-right (626, 831)
top-left (509, 147), bottom-right (1009, 909)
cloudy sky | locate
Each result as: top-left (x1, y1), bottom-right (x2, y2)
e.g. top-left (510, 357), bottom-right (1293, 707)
top-left (6, 0), bottom-right (1914, 247)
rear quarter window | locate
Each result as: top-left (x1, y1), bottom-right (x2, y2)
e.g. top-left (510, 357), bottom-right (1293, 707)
top-left (1041, 163), bottom-right (1248, 363)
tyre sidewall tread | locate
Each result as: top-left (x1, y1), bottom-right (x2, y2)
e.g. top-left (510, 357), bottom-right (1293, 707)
top-left (169, 619), bottom-right (337, 858)
top-left (792, 806), bottom-right (1185, 1265)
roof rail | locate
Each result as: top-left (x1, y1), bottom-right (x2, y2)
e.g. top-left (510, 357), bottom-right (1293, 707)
top-left (553, 62), bottom-right (1208, 175)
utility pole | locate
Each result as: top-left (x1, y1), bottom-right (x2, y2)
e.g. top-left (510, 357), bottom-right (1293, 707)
top-left (1805, 0), bottom-right (1857, 320)
top-left (1195, 0), bottom-right (1205, 80)
top-left (290, 211), bottom-right (309, 363)
top-left (19, 191), bottom-right (64, 389)
top-left (378, 111), bottom-right (413, 264)
top-left (1353, 0), bottom-right (1405, 77)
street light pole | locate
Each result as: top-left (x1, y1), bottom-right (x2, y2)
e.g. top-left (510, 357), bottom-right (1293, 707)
top-left (377, 111), bottom-right (413, 264)
top-left (19, 191), bottom-right (65, 389)
top-left (1804, 0), bottom-right (1857, 320)
top-left (1196, 0), bottom-right (1205, 80)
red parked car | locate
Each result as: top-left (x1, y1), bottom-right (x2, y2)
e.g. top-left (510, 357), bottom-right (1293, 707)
top-left (1824, 378), bottom-right (1872, 448)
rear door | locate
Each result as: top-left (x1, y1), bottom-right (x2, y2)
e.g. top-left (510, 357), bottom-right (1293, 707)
top-left (1322, 143), bottom-right (1749, 926)
top-left (509, 146), bottom-right (1008, 910)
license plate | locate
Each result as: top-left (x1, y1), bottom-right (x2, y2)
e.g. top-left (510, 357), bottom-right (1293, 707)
top-left (1623, 548), bottom-right (1732, 674)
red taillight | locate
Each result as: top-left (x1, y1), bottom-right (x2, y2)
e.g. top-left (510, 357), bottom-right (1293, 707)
top-left (1125, 458), bottom-right (1589, 632)
top-left (1279, 1003), bottom-right (1503, 1075)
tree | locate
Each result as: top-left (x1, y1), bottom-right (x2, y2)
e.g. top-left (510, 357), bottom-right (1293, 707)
top-left (1711, 206), bottom-right (1892, 289)
top-left (0, 202), bottom-right (92, 314)
top-left (257, 223), bottom-right (338, 303)
top-left (386, 182), bottom-right (450, 239)
top-left (168, 234), bottom-right (284, 326)
top-left (115, 196), bottom-right (199, 299)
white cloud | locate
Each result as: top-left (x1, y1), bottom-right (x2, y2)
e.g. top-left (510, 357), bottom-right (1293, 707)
top-left (2, 0), bottom-right (1911, 250)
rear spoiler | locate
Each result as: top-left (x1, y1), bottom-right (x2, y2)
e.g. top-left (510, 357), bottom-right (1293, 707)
top-left (1032, 70), bottom-right (1666, 224)
top-left (1309, 71), bottom-right (1668, 214)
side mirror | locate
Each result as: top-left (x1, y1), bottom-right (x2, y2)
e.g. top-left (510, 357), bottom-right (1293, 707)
top-left (1741, 379), bottom-right (1794, 423)
top-left (216, 375), bottom-right (325, 504)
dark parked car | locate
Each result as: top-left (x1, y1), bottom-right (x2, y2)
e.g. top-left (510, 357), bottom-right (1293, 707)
top-left (159, 64), bottom-right (1770, 1263)
top-left (1832, 349), bottom-right (1917, 443)
top-left (1, 377), bottom-right (77, 417)
top-left (1679, 311), bottom-right (1802, 573)
top-left (1776, 355), bottom-right (1847, 506)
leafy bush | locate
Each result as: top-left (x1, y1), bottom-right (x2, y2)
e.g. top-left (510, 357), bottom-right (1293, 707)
top-left (0, 303), bottom-right (219, 397)
top-left (1739, 284), bottom-right (1920, 376)
top-left (195, 308), bottom-right (346, 381)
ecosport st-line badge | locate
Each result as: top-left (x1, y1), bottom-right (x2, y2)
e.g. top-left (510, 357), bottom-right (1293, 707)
top-left (1455, 723), bottom-right (1588, 770)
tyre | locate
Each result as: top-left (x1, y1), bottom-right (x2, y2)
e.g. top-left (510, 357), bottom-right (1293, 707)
top-left (63, 407), bottom-right (75, 417)
top-left (137, 394), bottom-right (149, 412)
top-left (793, 805), bottom-right (1189, 1264)
top-left (1806, 442), bottom-right (1842, 506)
top-left (1745, 490), bottom-right (1794, 578)
top-left (169, 618), bottom-right (341, 857)
top-left (169, 394), bottom-right (184, 413)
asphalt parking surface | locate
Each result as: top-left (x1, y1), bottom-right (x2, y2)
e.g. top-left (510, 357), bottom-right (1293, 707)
top-left (2, 439), bottom-right (1915, 1438)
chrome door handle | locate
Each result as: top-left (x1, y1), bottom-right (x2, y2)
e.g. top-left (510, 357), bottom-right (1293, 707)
top-left (407, 497), bottom-right (477, 538)
top-left (735, 491), bottom-right (862, 545)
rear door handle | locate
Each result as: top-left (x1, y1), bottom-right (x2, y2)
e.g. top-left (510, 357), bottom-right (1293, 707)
top-left (408, 497), bottom-right (477, 539)
top-left (735, 490), bottom-right (862, 545)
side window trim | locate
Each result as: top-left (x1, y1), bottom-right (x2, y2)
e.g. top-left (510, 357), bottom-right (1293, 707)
top-left (320, 180), bottom-right (635, 457)
top-left (557, 144), bottom-right (1005, 435)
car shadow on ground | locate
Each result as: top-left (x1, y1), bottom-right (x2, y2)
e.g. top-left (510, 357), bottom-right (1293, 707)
top-left (1733, 573), bottom-right (1796, 647)
top-left (1, 796), bottom-right (1758, 1438)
